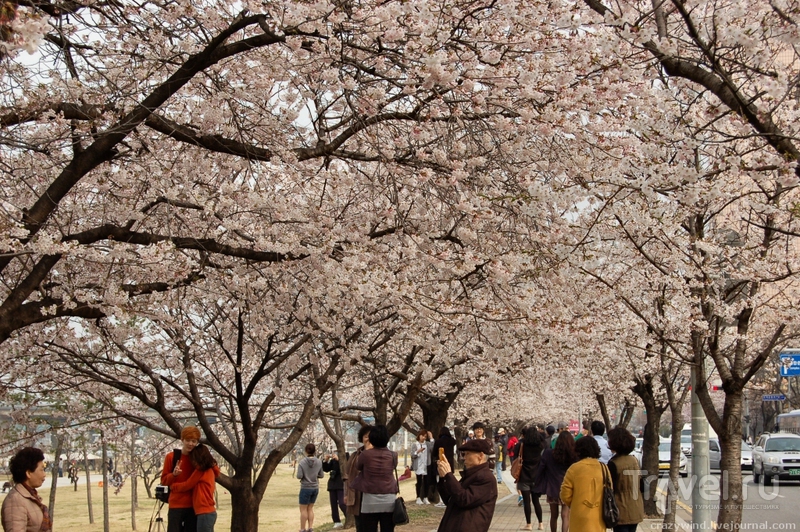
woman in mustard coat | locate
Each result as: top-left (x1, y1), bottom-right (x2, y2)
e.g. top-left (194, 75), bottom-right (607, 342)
top-left (560, 436), bottom-right (606, 532)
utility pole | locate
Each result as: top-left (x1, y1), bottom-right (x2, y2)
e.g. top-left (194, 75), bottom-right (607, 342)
top-left (691, 363), bottom-right (711, 530)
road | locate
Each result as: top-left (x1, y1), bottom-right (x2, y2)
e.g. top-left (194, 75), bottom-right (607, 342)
top-left (656, 466), bottom-right (800, 530)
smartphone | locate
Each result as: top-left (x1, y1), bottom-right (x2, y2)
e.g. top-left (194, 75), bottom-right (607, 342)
top-left (439, 448), bottom-right (445, 461)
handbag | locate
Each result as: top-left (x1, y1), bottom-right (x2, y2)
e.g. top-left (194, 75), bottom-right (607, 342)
top-left (510, 442), bottom-right (523, 481)
top-left (600, 462), bottom-right (619, 528)
top-left (393, 464), bottom-right (409, 525)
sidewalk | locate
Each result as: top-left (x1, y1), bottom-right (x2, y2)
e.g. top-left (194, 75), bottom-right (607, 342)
top-left (488, 470), bottom-right (670, 531)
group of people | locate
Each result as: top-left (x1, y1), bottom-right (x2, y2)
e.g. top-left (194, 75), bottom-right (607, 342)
top-left (503, 420), bottom-right (644, 532)
top-left (314, 423), bottom-right (498, 532)
top-left (0, 420), bottom-right (645, 532)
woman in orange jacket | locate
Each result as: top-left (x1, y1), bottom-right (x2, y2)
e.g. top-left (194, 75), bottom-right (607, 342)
top-left (171, 444), bottom-right (218, 532)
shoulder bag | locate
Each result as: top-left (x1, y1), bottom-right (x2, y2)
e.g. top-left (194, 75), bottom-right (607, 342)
top-left (600, 462), bottom-right (619, 528)
top-left (393, 460), bottom-right (409, 525)
top-left (510, 442), bottom-right (523, 481)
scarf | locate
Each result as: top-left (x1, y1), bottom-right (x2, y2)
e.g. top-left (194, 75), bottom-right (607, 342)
top-left (21, 484), bottom-right (52, 532)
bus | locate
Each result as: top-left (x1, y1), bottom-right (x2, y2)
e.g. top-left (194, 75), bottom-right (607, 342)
top-left (776, 410), bottom-right (800, 434)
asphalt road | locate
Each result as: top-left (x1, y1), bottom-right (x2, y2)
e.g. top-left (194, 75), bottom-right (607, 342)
top-left (657, 466), bottom-right (800, 530)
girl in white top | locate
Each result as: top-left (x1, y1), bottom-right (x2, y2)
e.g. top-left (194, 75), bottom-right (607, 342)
top-left (412, 430), bottom-right (430, 505)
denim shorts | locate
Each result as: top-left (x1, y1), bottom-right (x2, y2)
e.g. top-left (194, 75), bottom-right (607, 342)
top-left (299, 488), bottom-right (319, 505)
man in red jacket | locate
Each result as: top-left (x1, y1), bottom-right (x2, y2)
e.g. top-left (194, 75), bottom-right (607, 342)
top-left (436, 438), bottom-right (498, 532)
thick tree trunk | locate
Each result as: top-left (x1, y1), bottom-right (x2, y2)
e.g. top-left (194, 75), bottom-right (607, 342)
top-left (633, 376), bottom-right (665, 517)
top-left (716, 389), bottom-right (744, 530)
top-left (228, 478), bottom-right (261, 532)
top-left (595, 393), bottom-right (612, 430)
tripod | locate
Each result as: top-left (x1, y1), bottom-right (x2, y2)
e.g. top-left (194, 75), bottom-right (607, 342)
top-left (149, 500), bottom-right (167, 532)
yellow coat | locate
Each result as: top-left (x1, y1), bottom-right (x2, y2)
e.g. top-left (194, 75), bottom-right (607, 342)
top-left (560, 458), bottom-right (606, 532)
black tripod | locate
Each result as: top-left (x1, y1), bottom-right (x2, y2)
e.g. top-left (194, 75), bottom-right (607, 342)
top-left (149, 500), bottom-right (167, 532)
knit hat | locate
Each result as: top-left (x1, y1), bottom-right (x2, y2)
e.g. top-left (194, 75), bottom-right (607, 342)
top-left (181, 426), bottom-right (201, 441)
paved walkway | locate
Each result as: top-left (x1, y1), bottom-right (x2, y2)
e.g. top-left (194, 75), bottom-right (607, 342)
top-left (487, 469), bottom-right (667, 531)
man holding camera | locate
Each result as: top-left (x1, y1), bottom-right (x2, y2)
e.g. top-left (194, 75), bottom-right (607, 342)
top-left (160, 426), bottom-right (206, 532)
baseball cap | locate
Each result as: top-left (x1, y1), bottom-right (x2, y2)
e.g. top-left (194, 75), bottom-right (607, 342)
top-left (557, 421), bottom-right (568, 430)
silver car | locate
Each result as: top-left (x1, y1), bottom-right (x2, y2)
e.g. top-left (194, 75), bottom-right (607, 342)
top-left (752, 433), bottom-right (800, 485)
top-left (708, 439), bottom-right (752, 471)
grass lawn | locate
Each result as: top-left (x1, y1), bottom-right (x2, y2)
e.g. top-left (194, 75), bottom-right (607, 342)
top-left (14, 462), bottom-right (482, 532)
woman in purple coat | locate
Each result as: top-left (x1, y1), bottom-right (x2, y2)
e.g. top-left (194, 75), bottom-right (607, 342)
top-left (349, 425), bottom-right (398, 532)
top-left (534, 431), bottom-right (576, 532)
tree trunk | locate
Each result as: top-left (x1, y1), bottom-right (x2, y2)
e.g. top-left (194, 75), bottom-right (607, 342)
top-left (633, 376), bottom-right (666, 517)
top-left (83, 449), bottom-right (94, 524)
top-left (663, 415), bottom-right (683, 528)
top-left (618, 398), bottom-right (635, 429)
top-left (595, 393), bottom-right (612, 430)
top-left (419, 396), bottom-right (451, 439)
top-left (102, 437), bottom-right (110, 532)
top-left (228, 478), bottom-right (261, 532)
top-left (716, 389), bottom-right (744, 530)
top-left (131, 430), bottom-right (137, 531)
top-left (48, 433), bottom-right (63, 523)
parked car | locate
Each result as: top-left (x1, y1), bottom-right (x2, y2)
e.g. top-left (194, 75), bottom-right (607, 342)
top-left (680, 435), bottom-right (692, 457)
top-left (752, 432), bottom-right (800, 486)
top-left (632, 437), bottom-right (643, 464)
top-left (708, 439), bottom-right (752, 470)
top-left (658, 439), bottom-right (688, 477)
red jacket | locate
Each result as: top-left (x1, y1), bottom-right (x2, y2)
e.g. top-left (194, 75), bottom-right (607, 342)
top-left (161, 452), bottom-right (195, 509)
top-left (171, 468), bottom-right (216, 515)
top-left (506, 436), bottom-right (519, 458)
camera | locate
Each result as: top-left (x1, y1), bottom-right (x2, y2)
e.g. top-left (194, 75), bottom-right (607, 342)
top-left (155, 485), bottom-right (169, 503)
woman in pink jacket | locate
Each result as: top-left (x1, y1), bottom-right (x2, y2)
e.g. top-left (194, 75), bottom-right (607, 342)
top-left (1, 447), bottom-right (50, 532)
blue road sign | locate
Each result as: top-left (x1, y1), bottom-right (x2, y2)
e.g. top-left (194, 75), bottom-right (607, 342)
top-left (779, 352), bottom-right (800, 377)
top-left (763, 394), bottom-right (786, 401)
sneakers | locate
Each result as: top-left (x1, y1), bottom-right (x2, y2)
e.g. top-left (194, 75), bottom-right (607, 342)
top-left (415, 497), bottom-right (423, 505)
top-left (435, 501), bottom-right (447, 508)
top-left (538, 523), bottom-right (545, 530)
top-left (333, 524), bottom-right (344, 529)
top-left (423, 498), bottom-right (430, 505)
top-left (517, 495), bottom-right (523, 506)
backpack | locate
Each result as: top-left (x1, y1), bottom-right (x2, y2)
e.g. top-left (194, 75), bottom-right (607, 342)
top-left (507, 436), bottom-right (518, 457)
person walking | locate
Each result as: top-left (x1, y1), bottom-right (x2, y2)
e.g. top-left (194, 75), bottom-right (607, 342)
top-left (514, 426), bottom-right (545, 530)
top-left (296, 443), bottom-right (325, 532)
top-left (436, 438), bottom-right (497, 532)
top-left (535, 431), bottom-right (576, 532)
top-left (1, 447), bottom-right (50, 532)
top-left (322, 452), bottom-right (346, 529)
top-left (591, 421), bottom-right (613, 464)
top-left (349, 425), bottom-right (398, 532)
top-left (606, 427), bottom-right (644, 532)
top-left (169, 444), bottom-right (218, 532)
top-left (560, 436), bottom-right (605, 532)
top-left (412, 430), bottom-right (430, 505)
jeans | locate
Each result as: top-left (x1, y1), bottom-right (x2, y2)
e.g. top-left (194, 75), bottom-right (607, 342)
top-left (196, 512), bottom-right (216, 532)
top-left (496, 460), bottom-right (503, 482)
top-left (613, 526), bottom-right (638, 532)
top-left (167, 507), bottom-right (196, 532)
